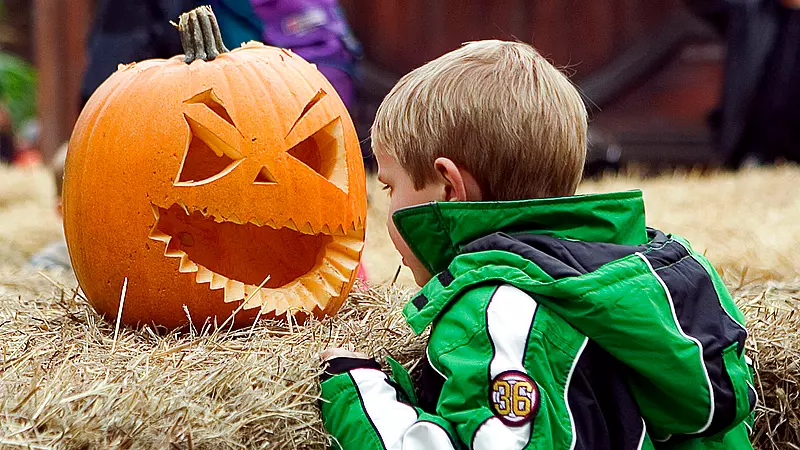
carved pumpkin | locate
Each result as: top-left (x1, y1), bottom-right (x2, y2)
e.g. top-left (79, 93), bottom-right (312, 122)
top-left (63, 7), bottom-right (367, 328)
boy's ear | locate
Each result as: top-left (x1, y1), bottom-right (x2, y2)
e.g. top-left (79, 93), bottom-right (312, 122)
top-left (434, 157), bottom-right (483, 202)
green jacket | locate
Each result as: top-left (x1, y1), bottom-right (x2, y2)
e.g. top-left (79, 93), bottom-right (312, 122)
top-left (320, 191), bottom-right (756, 449)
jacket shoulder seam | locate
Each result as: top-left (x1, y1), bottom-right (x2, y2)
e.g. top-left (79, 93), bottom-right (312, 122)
top-left (428, 284), bottom-right (502, 368)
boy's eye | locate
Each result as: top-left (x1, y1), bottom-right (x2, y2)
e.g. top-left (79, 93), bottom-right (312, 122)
top-left (381, 184), bottom-right (392, 192)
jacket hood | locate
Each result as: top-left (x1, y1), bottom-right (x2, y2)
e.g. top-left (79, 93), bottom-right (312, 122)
top-left (392, 190), bottom-right (648, 276)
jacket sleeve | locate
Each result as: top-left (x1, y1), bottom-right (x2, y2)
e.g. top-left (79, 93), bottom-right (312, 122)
top-left (320, 358), bottom-right (460, 450)
top-left (320, 286), bottom-right (551, 449)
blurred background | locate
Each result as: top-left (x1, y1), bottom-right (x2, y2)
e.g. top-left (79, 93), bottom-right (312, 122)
top-left (1, 0), bottom-right (799, 280)
top-left (0, 0), bottom-right (798, 172)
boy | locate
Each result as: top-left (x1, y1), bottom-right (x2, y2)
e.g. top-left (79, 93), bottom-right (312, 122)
top-left (319, 40), bottom-right (755, 449)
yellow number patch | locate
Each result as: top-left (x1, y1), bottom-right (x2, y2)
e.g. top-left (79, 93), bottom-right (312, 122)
top-left (490, 370), bottom-right (540, 426)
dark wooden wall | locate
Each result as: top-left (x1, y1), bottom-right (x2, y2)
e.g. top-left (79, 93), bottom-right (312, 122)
top-left (1, 0), bottom-right (35, 61)
top-left (340, 0), bottom-right (684, 77)
top-left (34, 0), bottom-right (691, 162)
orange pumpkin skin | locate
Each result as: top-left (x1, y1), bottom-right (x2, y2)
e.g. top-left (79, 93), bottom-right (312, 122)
top-left (63, 42), bottom-right (367, 329)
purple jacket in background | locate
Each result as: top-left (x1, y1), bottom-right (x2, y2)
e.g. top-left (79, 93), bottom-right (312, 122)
top-left (250, 0), bottom-right (361, 108)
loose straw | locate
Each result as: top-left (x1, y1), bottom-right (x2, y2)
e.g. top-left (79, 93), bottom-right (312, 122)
top-left (111, 277), bottom-right (128, 353)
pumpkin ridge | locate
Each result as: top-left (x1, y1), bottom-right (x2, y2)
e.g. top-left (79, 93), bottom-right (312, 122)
top-left (281, 51), bottom-right (327, 115)
top-left (78, 65), bottom-right (145, 159)
top-left (216, 60), bottom-right (244, 133)
top-left (270, 47), bottom-right (323, 125)
top-left (233, 54), bottom-right (287, 143)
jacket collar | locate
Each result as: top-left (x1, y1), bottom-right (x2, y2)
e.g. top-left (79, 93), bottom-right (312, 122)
top-left (392, 190), bottom-right (648, 276)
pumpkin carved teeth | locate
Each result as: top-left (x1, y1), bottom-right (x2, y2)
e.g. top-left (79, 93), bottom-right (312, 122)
top-left (225, 280), bottom-right (245, 301)
top-left (300, 221), bottom-right (315, 234)
top-left (153, 202), bottom-right (334, 236)
top-left (178, 254), bottom-right (198, 273)
top-left (284, 218), bottom-right (299, 232)
top-left (148, 202), bottom-right (363, 316)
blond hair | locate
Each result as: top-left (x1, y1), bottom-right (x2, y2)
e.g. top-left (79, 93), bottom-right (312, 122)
top-left (372, 40), bottom-right (587, 200)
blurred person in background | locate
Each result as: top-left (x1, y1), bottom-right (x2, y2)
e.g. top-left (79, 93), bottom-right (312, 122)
top-left (81, 0), bottom-right (361, 109)
top-left (13, 118), bottom-right (42, 166)
top-left (0, 105), bottom-right (39, 166)
top-left (687, 0), bottom-right (800, 167)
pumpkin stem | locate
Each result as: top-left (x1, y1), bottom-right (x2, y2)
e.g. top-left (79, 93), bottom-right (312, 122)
top-left (178, 5), bottom-right (229, 63)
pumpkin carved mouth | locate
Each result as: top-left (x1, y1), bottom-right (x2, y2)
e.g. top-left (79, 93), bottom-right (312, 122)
top-left (148, 203), bottom-right (363, 316)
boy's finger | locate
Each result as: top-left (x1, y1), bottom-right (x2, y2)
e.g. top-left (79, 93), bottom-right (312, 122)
top-left (319, 348), bottom-right (337, 360)
top-left (320, 348), bottom-right (369, 361)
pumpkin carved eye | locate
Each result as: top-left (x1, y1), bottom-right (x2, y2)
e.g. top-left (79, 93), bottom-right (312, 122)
top-left (283, 88), bottom-right (348, 194)
top-left (286, 89), bottom-right (327, 137)
top-left (175, 89), bottom-right (243, 186)
top-left (287, 118), bottom-right (348, 193)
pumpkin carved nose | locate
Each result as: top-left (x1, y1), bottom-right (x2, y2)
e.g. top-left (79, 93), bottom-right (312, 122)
top-left (253, 166), bottom-right (277, 185)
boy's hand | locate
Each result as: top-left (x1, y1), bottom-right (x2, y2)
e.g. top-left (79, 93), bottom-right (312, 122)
top-left (320, 348), bottom-right (370, 361)
top-left (319, 348), bottom-right (378, 381)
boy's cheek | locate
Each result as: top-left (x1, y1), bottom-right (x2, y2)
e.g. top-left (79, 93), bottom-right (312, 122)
top-left (387, 220), bottom-right (432, 286)
top-left (387, 220), bottom-right (409, 262)
top-left (409, 264), bottom-right (433, 287)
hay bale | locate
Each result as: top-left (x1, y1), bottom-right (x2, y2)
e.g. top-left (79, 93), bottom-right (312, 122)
top-left (0, 268), bottom-right (426, 449)
top-left (363, 165), bottom-right (800, 285)
top-left (1, 164), bottom-right (799, 447)
top-left (2, 163), bottom-right (799, 285)
top-left (0, 269), bottom-right (797, 448)
top-left (735, 280), bottom-right (800, 449)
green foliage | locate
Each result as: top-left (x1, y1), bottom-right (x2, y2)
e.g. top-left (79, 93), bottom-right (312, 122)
top-left (0, 51), bottom-right (36, 130)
